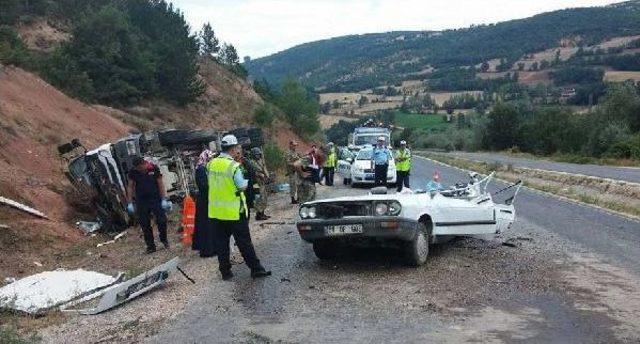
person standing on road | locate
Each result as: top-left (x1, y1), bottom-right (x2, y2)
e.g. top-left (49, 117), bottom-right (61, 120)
top-left (126, 157), bottom-right (172, 254)
top-left (322, 142), bottom-right (337, 186)
top-left (395, 140), bottom-right (412, 192)
top-left (249, 147), bottom-right (271, 221)
top-left (207, 135), bottom-right (271, 280)
top-left (294, 155), bottom-right (316, 203)
top-left (308, 145), bottom-right (322, 185)
top-left (193, 149), bottom-right (217, 258)
top-left (285, 141), bottom-right (301, 204)
top-left (373, 136), bottom-right (392, 188)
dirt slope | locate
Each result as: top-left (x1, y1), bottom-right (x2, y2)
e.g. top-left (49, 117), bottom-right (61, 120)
top-left (0, 65), bottom-right (132, 277)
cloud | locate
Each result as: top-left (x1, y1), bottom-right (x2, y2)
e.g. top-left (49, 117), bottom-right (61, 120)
top-left (172, 0), bottom-right (623, 58)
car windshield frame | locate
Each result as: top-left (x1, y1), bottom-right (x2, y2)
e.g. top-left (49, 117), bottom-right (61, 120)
top-left (356, 149), bottom-right (373, 160)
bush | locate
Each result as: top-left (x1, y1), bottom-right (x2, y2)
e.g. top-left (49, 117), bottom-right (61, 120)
top-left (0, 26), bottom-right (29, 66)
top-left (263, 142), bottom-right (285, 172)
top-left (254, 104), bottom-right (276, 127)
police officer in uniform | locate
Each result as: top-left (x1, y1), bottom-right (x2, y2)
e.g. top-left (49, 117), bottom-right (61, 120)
top-left (322, 142), bottom-right (337, 186)
top-left (207, 135), bottom-right (271, 280)
top-left (126, 157), bottom-right (172, 254)
top-left (395, 140), bottom-right (412, 192)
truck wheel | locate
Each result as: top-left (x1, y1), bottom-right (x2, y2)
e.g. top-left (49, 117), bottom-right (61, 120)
top-left (404, 225), bottom-right (429, 267)
top-left (313, 241), bottom-right (336, 260)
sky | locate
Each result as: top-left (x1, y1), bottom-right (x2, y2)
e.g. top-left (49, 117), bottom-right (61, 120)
top-left (172, 0), bottom-right (625, 59)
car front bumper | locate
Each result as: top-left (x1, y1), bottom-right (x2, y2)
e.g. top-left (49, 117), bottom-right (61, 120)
top-left (351, 171), bottom-right (397, 183)
top-left (297, 216), bottom-right (419, 243)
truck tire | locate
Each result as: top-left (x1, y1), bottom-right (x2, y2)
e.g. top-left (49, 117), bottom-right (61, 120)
top-left (313, 241), bottom-right (337, 260)
top-left (404, 225), bottom-right (429, 267)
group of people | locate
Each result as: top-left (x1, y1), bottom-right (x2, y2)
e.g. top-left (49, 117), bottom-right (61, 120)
top-left (126, 134), bottom-right (272, 280)
top-left (372, 136), bottom-right (412, 192)
top-left (124, 135), bottom-right (411, 280)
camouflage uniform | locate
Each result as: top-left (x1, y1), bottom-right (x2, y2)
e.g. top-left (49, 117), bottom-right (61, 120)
top-left (285, 149), bottom-right (301, 200)
top-left (251, 158), bottom-right (269, 213)
top-left (296, 156), bottom-right (316, 203)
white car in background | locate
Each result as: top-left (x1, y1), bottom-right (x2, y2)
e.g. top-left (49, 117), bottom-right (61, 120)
top-left (337, 147), bottom-right (396, 187)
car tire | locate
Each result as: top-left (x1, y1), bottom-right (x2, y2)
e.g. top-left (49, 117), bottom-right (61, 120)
top-left (343, 178), bottom-right (348, 185)
top-left (404, 225), bottom-right (430, 267)
top-left (313, 241), bottom-right (337, 260)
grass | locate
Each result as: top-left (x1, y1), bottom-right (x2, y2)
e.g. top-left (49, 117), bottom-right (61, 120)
top-left (500, 150), bottom-right (640, 167)
top-left (394, 112), bottom-right (451, 131)
top-left (0, 325), bottom-right (41, 344)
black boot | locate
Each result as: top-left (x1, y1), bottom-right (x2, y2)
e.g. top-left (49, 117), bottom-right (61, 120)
top-left (221, 270), bottom-right (233, 281)
top-left (291, 197), bottom-right (299, 205)
top-left (251, 267), bottom-right (272, 279)
top-left (145, 246), bottom-right (156, 254)
top-left (255, 212), bottom-right (269, 221)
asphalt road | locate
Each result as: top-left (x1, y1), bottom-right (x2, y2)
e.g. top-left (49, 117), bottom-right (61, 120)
top-left (151, 158), bottom-right (640, 343)
top-left (439, 151), bottom-right (640, 183)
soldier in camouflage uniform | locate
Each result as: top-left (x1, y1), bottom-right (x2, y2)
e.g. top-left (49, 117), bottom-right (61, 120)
top-left (285, 140), bottom-right (301, 204)
top-left (249, 148), bottom-right (271, 221)
top-left (294, 155), bottom-right (316, 203)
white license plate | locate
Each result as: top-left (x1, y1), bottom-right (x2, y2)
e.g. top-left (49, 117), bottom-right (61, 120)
top-left (325, 224), bottom-right (363, 236)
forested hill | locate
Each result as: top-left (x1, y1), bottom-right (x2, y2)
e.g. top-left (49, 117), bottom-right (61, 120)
top-left (245, 1), bottom-right (640, 91)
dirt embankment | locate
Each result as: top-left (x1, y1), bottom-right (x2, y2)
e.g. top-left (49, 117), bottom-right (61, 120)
top-left (0, 65), bottom-right (133, 278)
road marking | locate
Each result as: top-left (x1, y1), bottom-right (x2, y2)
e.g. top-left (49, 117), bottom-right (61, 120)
top-left (414, 155), bottom-right (640, 225)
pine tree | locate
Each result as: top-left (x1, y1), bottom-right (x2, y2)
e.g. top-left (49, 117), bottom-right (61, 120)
top-left (199, 22), bottom-right (219, 60)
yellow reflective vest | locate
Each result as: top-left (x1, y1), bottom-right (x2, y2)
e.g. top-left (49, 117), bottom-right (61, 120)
top-left (395, 148), bottom-right (411, 172)
top-left (324, 148), bottom-right (337, 168)
top-left (207, 156), bottom-right (247, 220)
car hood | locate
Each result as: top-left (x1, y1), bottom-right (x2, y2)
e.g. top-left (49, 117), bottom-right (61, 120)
top-left (353, 159), bottom-right (395, 169)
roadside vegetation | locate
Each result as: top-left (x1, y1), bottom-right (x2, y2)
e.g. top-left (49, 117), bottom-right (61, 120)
top-left (396, 82), bottom-right (640, 163)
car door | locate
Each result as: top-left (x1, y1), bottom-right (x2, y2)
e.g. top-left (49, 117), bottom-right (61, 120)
top-left (432, 195), bottom-right (498, 235)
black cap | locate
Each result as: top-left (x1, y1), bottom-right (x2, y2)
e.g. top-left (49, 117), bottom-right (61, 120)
top-left (132, 156), bottom-right (145, 167)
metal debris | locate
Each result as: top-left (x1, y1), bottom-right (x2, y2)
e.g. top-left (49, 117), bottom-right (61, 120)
top-left (0, 196), bottom-right (49, 220)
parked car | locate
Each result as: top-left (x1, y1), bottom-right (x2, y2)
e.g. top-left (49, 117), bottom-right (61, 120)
top-left (296, 173), bottom-right (522, 266)
top-left (337, 147), bottom-right (397, 187)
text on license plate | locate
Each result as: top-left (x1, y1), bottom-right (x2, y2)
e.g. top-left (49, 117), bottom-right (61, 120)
top-left (325, 224), bottom-right (363, 236)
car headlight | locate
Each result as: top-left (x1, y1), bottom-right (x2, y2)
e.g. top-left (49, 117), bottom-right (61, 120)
top-left (374, 203), bottom-right (388, 216)
top-left (308, 206), bottom-right (317, 219)
top-left (299, 207), bottom-right (309, 219)
top-left (388, 201), bottom-right (402, 216)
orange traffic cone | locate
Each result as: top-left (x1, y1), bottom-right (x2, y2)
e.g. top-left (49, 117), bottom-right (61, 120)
top-left (181, 195), bottom-right (196, 246)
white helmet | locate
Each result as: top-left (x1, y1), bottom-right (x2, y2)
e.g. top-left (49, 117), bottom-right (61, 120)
top-left (378, 136), bottom-right (386, 142)
top-left (221, 134), bottom-right (239, 148)
top-left (400, 140), bottom-right (407, 145)
top-left (328, 142), bottom-right (334, 146)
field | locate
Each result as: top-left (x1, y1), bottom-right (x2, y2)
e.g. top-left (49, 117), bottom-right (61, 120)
top-left (604, 71), bottom-right (640, 82)
top-left (394, 112), bottom-right (451, 131)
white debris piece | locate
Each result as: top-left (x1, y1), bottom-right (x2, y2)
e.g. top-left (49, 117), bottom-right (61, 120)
top-left (0, 196), bottom-right (49, 219)
top-left (0, 270), bottom-right (117, 314)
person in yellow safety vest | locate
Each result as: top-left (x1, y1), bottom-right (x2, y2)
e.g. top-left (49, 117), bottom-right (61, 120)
top-left (207, 134), bottom-right (271, 281)
top-left (322, 142), bottom-right (337, 186)
top-left (395, 140), bottom-right (412, 192)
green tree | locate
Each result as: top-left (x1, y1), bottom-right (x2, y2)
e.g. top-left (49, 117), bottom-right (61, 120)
top-left (253, 103), bottom-right (276, 127)
top-left (0, 26), bottom-right (29, 66)
top-left (199, 22), bottom-right (220, 60)
top-left (486, 102), bottom-right (520, 150)
top-left (276, 78), bottom-right (320, 136)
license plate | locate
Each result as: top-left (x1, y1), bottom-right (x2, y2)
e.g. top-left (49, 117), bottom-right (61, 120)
top-left (325, 224), bottom-right (363, 236)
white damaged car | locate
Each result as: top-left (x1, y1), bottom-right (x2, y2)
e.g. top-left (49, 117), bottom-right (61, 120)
top-left (296, 173), bottom-right (522, 266)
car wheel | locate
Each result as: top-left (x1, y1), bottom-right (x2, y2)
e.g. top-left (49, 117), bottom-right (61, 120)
top-left (343, 178), bottom-right (348, 185)
top-left (313, 241), bottom-right (337, 260)
top-left (404, 225), bottom-right (429, 267)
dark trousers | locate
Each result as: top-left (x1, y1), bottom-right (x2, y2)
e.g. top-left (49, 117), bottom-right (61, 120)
top-left (374, 164), bottom-right (388, 187)
top-left (396, 170), bottom-right (410, 192)
top-left (137, 199), bottom-right (167, 249)
top-left (212, 215), bottom-right (262, 273)
top-left (323, 167), bottom-right (335, 186)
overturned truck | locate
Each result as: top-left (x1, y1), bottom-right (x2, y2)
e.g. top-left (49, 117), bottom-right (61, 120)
top-left (58, 127), bottom-right (264, 232)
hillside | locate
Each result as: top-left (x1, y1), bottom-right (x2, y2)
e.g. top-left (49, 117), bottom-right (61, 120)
top-left (246, 1), bottom-right (640, 92)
